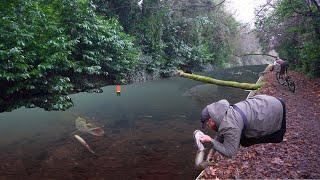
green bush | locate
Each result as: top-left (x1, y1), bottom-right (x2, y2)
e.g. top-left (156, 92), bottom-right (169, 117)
top-left (0, 0), bottom-right (139, 99)
top-left (256, 0), bottom-right (320, 77)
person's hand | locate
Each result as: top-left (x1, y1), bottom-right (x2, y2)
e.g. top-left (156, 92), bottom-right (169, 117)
top-left (200, 135), bottom-right (213, 143)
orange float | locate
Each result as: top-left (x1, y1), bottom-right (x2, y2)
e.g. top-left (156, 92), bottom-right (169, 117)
top-left (116, 85), bottom-right (121, 96)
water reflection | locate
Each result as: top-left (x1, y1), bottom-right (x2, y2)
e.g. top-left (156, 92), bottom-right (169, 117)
top-left (0, 94), bottom-right (74, 112)
top-left (0, 65), bottom-right (267, 179)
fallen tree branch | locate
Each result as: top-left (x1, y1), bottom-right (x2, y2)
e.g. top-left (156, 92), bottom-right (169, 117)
top-left (176, 70), bottom-right (263, 90)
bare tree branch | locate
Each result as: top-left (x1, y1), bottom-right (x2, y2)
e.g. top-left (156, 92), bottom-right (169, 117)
top-left (255, 1), bottom-right (275, 17)
top-left (236, 53), bottom-right (280, 59)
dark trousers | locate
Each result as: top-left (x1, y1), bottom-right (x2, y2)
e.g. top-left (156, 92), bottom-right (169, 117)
top-left (280, 62), bottom-right (289, 75)
top-left (240, 98), bottom-right (286, 147)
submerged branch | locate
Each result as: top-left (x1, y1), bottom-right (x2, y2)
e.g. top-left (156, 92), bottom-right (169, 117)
top-left (176, 71), bottom-right (263, 90)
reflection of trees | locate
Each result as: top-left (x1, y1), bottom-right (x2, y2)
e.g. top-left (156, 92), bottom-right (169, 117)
top-left (0, 94), bottom-right (74, 113)
top-left (0, 77), bottom-right (105, 113)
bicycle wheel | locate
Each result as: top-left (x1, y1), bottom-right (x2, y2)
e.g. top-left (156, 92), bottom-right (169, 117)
top-left (276, 72), bottom-right (286, 85)
top-left (287, 77), bottom-right (296, 93)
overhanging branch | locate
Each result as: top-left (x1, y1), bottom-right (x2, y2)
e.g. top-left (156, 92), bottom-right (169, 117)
top-left (176, 70), bottom-right (263, 90)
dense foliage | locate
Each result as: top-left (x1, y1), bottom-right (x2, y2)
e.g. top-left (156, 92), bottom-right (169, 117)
top-left (93, 0), bottom-right (239, 76)
top-left (0, 0), bottom-right (239, 111)
top-left (255, 0), bottom-right (320, 77)
top-left (0, 0), bottom-right (139, 109)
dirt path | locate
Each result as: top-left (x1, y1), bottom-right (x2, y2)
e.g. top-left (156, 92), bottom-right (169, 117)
top-left (201, 70), bottom-right (320, 179)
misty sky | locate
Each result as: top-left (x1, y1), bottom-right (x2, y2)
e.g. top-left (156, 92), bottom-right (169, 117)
top-left (225, 0), bottom-right (267, 26)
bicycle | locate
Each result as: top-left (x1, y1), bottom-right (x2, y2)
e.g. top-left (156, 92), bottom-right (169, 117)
top-left (276, 72), bottom-right (296, 93)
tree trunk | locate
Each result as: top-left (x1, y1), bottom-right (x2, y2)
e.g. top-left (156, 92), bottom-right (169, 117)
top-left (176, 70), bottom-right (264, 90)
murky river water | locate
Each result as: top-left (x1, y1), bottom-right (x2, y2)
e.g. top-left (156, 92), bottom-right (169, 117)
top-left (0, 65), bottom-right (266, 179)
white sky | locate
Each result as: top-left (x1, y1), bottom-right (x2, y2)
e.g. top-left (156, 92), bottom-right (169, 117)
top-left (225, 0), bottom-right (267, 27)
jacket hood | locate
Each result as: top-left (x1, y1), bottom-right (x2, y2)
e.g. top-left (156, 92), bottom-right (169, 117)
top-left (207, 99), bottom-right (230, 127)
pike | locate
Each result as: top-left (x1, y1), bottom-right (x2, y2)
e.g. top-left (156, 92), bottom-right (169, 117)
top-left (74, 135), bottom-right (95, 154)
top-left (194, 130), bottom-right (215, 169)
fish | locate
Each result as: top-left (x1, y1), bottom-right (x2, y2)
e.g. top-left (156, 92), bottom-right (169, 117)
top-left (74, 134), bottom-right (95, 154)
top-left (88, 127), bottom-right (104, 136)
top-left (195, 150), bottom-right (215, 170)
top-left (75, 117), bottom-right (104, 136)
top-left (193, 130), bottom-right (205, 151)
top-left (195, 150), bottom-right (205, 168)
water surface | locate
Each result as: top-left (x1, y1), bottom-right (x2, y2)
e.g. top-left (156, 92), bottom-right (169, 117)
top-left (0, 65), bottom-right (266, 179)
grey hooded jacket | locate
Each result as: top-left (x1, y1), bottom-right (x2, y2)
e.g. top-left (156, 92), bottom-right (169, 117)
top-left (207, 95), bottom-right (283, 157)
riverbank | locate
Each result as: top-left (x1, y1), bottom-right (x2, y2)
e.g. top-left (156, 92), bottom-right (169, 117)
top-left (200, 70), bottom-right (320, 179)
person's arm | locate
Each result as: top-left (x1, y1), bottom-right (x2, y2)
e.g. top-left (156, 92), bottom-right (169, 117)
top-left (211, 128), bottom-right (242, 157)
top-left (201, 128), bottom-right (242, 158)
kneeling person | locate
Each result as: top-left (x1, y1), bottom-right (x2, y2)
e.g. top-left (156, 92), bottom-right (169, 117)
top-left (200, 94), bottom-right (286, 157)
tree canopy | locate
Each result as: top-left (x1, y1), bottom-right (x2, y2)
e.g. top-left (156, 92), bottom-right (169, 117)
top-left (0, 0), bottom-right (139, 110)
top-left (1, 0), bottom-right (240, 110)
top-left (255, 0), bottom-right (320, 77)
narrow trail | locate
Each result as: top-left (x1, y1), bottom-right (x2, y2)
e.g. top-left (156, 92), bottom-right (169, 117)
top-left (202, 70), bottom-right (320, 179)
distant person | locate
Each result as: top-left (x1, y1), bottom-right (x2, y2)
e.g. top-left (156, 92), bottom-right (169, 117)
top-left (199, 94), bottom-right (286, 157)
top-left (272, 57), bottom-right (289, 76)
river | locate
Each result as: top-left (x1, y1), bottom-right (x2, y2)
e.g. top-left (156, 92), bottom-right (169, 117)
top-left (0, 65), bottom-right (267, 179)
